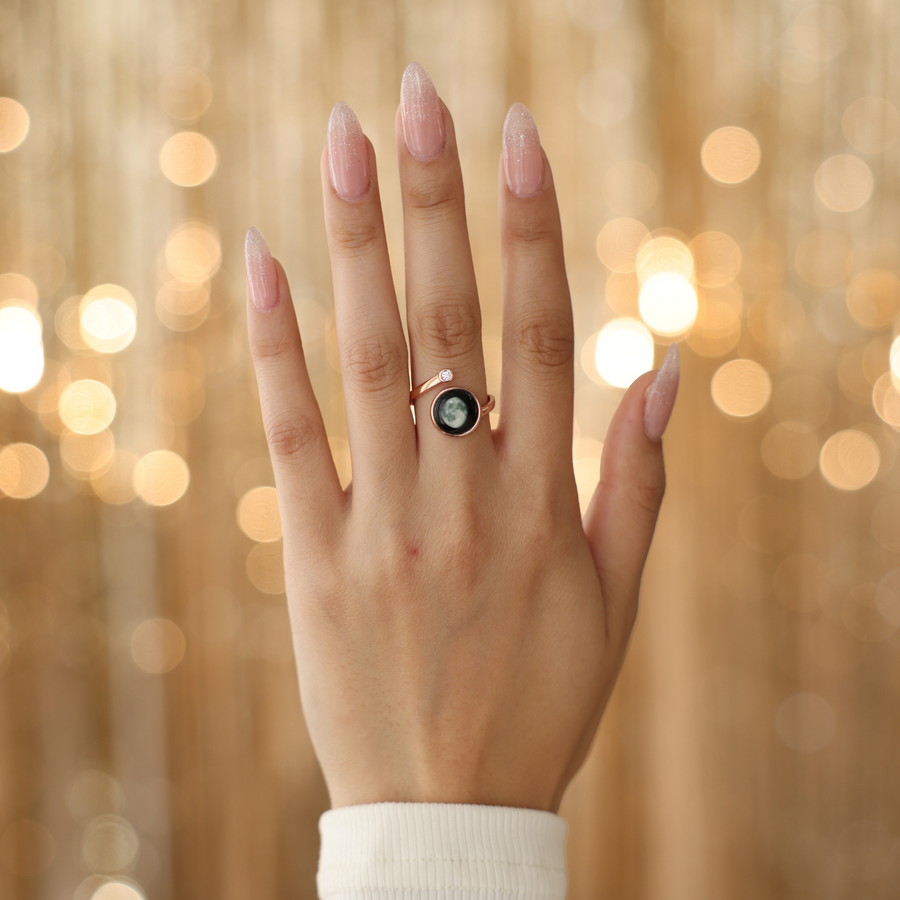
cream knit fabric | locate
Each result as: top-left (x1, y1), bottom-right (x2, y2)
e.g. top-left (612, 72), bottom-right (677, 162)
top-left (318, 802), bottom-right (568, 899)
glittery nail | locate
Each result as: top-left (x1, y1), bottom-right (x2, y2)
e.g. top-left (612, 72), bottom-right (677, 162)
top-left (245, 227), bottom-right (278, 312)
top-left (503, 103), bottom-right (543, 199)
top-left (328, 101), bottom-right (370, 202)
top-left (644, 344), bottom-right (680, 442)
top-left (400, 62), bottom-right (446, 161)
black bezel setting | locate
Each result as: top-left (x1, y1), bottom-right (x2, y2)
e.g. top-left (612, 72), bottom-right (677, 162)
top-left (430, 387), bottom-right (482, 436)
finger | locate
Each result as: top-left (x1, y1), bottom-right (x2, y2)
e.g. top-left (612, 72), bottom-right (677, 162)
top-left (497, 104), bottom-right (575, 474)
top-left (245, 229), bottom-right (345, 551)
top-left (582, 345), bottom-right (680, 636)
top-left (397, 63), bottom-right (491, 451)
top-left (323, 102), bottom-right (417, 493)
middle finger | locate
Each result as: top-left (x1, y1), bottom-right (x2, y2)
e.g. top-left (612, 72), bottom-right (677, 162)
top-left (397, 64), bottom-right (493, 456)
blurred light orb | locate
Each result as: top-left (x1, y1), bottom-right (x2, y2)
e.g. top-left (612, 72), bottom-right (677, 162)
top-left (91, 450), bottom-right (139, 505)
top-left (81, 815), bottom-right (139, 873)
top-left (80, 285), bottom-right (137, 354)
top-left (91, 882), bottom-right (145, 900)
top-left (846, 269), bottom-right (900, 329)
top-left (159, 132), bottom-right (217, 186)
top-left (165, 221), bottom-right (221, 283)
top-left (575, 68), bottom-right (633, 127)
top-left (820, 429), bottom-right (880, 490)
top-left (775, 692), bottom-right (836, 753)
top-left (59, 380), bottom-right (116, 435)
top-left (0, 444), bottom-right (49, 498)
top-left (701, 127), bottom-right (761, 184)
top-left (133, 450), bottom-right (190, 506)
top-left (689, 231), bottom-right (742, 287)
top-left (131, 618), bottom-right (186, 674)
top-left (636, 235), bottom-right (693, 283)
top-left (815, 155), bottom-right (873, 211)
top-left (65, 771), bottom-right (125, 823)
top-left (596, 218), bottom-right (649, 273)
top-left (0, 305), bottom-right (44, 393)
top-left (246, 542), bottom-right (286, 594)
top-left (157, 279), bottom-right (209, 316)
top-left (638, 272), bottom-right (698, 335)
top-left (237, 487), bottom-right (282, 542)
top-left (791, 4), bottom-right (849, 61)
top-left (842, 96), bottom-right (900, 154)
top-left (593, 318), bottom-right (655, 387)
top-left (158, 66), bottom-right (212, 121)
top-left (604, 271), bottom-right (641, 318)
top-left (685, 293), bottom-right (741, 358)
top-left (873, 372), bottom-right (900, 429)
top-left (601, 161), bottom-right (658, 215)
top-left (711, 359), bottom-right (772, 418)
top-left (0, 98), bottom-right (30, 152)
top-left (0, 272), bottom-right (38, 306)
top-left (61, 430), bottom-right (115, 478)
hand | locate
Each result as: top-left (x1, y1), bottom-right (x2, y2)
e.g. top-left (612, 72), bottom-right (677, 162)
top-left (244, 63), bottom-right (679, 813)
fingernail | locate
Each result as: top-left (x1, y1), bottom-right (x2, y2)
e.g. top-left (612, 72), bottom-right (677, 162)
top-left (245, 227), bottom-right (278, 312)
top-left (400, 62), bottom-right (445, 161)
top-left (644, 344), bottom-right (680, 442)
top-left (503, 103), bottom-right (544, 199)
top-left (328, 101), bottom-right (370, 201)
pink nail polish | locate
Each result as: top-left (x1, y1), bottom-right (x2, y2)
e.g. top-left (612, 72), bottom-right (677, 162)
top-left (400, 62), bottom-right (445, 161)
top-left (328, 101), bottom-right (370, 201)
top-left (644, 344), bottom-right (680, 442)
top-left (503, 103), bottom-right (544, 199)
top-left (245, 227), bottom-right (278, 312)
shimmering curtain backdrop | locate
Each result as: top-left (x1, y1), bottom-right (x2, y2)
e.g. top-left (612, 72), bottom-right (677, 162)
top-left (2, 0), bottom-right (900, 897)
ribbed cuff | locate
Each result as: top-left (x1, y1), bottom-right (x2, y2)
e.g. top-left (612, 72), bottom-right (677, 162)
top-left (317, 802), bottom-right (568, 900)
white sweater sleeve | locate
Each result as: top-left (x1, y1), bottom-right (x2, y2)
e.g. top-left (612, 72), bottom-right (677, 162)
top-left (317, 802), bottom-right (568, 900)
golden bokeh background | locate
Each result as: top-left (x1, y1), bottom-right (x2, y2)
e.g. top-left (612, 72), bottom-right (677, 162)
top-left (2, 0), bottom-right (900, 897)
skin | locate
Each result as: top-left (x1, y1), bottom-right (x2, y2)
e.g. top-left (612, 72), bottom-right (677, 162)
top-left (245, 97), bottom-right (670, 814)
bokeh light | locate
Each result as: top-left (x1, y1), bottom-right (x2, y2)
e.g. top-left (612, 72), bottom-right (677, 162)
top-left (0, 272), bottom-right (38, 306)
top-left (842, 96), bottom-right (900, 153)
top-left (846, 269), bottom-right (900, 329)
top-left (635, 235), bottom-right (693, 283)
top-left (131, 619), bottom-right (186, 674)
top-left (133, 451), bottom-right (190, 506)
top-left (638, 272), bottom-right (698, 335)
top-left (246, 542), bottom-right (286, 594)
top-left (91, 882), bottom-right (146, 900)
top-left (59, 381), bottom-right (117, 435)
top-left (592, 318), bottom-right (655, 388)
top-left (79, 284), bottom-right (137, 353)
top-left (159, 132), bottom-right (217, 186)
top-left (0, 444), bottom-right (49, 498)
top-left (711, 359), bottom-right (771, 418)
top-left (81, 815), bottom-right (140, 872)
top-left (689, 231), bottom-right (741, 287)
top-left (596, 218), bottom-right (649, 273)
top-left (685, 291), bottom-right (741, 357)
top-left (814, 155), bottom-right (874, 211)
top-left (60, 430), bottom-right (115, 479)
top-left (91, 450), bottom-right (139, 505)
top-left (158, 66), bottom-right (213, 120)
top-left (0, 305), bottom-right (44, 393)
top-left (820, 430), bottom-right (880, 490)
top-left (701, 126), bottom-right (760, 184)
top-left (791, 4), bottom-right (849, 61)
top-left (237, 487), bottom-right (282, 542)
top-left (0, 98), bottom-right (30, 152)
top-left (164, 221), bottom-right (221, 282)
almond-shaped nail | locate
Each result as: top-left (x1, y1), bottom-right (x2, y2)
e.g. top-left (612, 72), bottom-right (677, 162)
top-left (328, 101), bottom-right (370, 201)
top-left (401, 62), bottom-right (445, 161)
top-left (503, 103), bottom-right (544, 199)
top-left (644, 344), bottom-right (680, 442)
top-left (245, 227), bottom-right (278, 312)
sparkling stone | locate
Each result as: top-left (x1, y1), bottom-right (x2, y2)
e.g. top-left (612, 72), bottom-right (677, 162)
top-left (439, 369), bottom-right (453, 382)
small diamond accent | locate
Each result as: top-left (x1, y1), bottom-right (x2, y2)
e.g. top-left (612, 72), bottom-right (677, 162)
top-left (439, 369), bottom-right (453, 382)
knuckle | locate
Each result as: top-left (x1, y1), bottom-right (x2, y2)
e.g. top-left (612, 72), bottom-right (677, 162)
top-left (329, 217), bottom-right (382, 257)
top-left (631, 474), bottom-right (666, 518)
top-left (418, 301), bottom-right (480, 357)
top-left (264, 411), bottom-right (319, 461)
top-left (252, 330), bottom-right (297, 363)
top-left (342, 335), bottom-right (406, 392)
top-left (507, 215), bottom-right (560, 247)
top-left (514, 311), bottom-right (574, 370)
top-left (405, 177), bottom-right (462, 218)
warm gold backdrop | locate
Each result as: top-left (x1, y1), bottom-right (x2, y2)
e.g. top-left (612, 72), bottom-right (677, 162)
top-left (2, 0), bottom-right (900, 897)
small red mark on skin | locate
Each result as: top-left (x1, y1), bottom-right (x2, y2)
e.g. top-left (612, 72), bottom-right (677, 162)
top-left (407, 542), bottom-right (421, 559)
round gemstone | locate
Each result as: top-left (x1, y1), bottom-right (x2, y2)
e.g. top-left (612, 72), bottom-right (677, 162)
top-left (432, 388), bottom-right (480, 435)
top-left (439, 368), bottom-right (453, 382)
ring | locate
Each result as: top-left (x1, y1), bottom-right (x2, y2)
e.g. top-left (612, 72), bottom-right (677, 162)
top-left (409, 369), bottom-right (495, 436)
